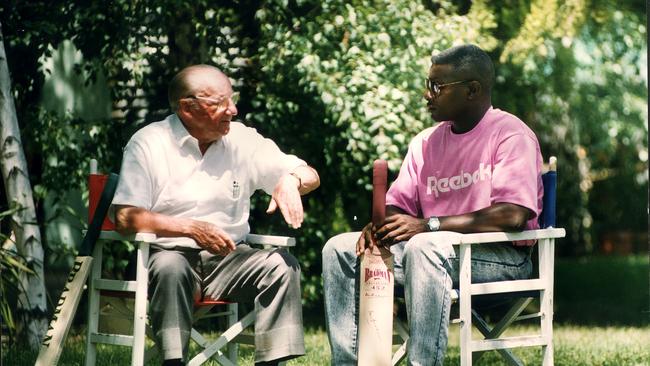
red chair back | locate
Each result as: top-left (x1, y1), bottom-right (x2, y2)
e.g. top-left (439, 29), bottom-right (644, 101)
top-left (88, 174), bottom-right (116, 230)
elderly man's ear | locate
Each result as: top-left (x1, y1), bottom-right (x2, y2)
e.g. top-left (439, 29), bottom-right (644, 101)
top-left (178, 99), bottom-right (198, 112)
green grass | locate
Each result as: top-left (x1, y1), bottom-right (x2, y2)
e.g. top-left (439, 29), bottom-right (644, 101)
top-left (4, 255), bottom-right (648, 364)
top-left (3, 324), bottom-right (649, 365)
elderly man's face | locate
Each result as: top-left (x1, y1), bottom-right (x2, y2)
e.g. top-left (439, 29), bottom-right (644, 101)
top-left (424, 64), bottom-right (471, 122)
top-left (180, 72), bottom-right (238, 142)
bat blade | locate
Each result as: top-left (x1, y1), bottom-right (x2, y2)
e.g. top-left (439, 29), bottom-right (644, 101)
top-left (36, 172), bottom-right (119, 365)
top-left (358, 247), bottom-right (394, 366)
top-left (35, 256), bottom-right (93, 366)
top-left (358, 159), bottom-right (393, 366)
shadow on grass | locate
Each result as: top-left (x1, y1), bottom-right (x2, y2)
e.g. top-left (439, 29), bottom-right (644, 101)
top-left (3, 255), bottom-right (647, 365)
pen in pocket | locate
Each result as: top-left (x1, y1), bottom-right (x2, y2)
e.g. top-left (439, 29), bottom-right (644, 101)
top-left (232, 181), bottom-right (240, 199)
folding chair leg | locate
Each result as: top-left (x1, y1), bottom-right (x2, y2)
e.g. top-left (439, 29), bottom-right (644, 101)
top-left (539, 238), bottom-right (555, 366)
top-left (458, 243), bottom-right (472, 366)
top-left (227, 303), bottom-right (238, 363)
top-left (472, 297), bottom-right (533, 364)
top-left (391, 318), bottom-right (409, 365)
top-left (471, 310), bottom-right (525, 366)
top-left (188, 310), bottom-right (255, 366)
top-left (85, 243), bottom-right (104, 366)
top-left (131, 241), bottom-right (149, 366)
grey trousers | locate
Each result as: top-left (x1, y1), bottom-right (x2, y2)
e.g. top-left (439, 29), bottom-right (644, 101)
top-left (148, 243), bottom-right (305, 362)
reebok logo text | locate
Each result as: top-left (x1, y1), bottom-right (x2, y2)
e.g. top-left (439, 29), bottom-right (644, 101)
top-left (426, 163), bottom-right (492, 197)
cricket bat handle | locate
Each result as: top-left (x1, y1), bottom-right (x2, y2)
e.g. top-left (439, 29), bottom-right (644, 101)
top-left (372, 159), bottom-right (388, 226)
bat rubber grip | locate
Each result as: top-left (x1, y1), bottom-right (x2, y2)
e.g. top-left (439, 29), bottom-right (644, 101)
top-left (372, 159), bottom-right (388, 226)
top-left (80, 173), bottom-right (119, 256)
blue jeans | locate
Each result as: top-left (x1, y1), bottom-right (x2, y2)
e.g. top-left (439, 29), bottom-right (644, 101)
top-left (322, 232), bottom-right (532, 366)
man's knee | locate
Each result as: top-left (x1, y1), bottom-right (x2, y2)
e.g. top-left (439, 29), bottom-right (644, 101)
top-left (149, 250), bottom-right (193, 286)
top-left (322, 232), bottom-right (359, 261)
top-left (267, 249), bottom-right (301, 283)
top-left (403, 233), bottom-right (455, 264)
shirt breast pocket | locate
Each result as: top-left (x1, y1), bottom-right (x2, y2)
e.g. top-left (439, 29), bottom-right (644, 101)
top-left (205, 178), bottom-right (247, 222)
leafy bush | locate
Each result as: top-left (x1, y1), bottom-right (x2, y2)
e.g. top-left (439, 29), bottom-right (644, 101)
top-left (1, 0), bottom-right (646, 310)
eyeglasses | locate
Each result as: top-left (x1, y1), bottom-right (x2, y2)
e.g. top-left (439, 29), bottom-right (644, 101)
top-left (184, 92), bottom-right (240, 109)
top-left (425, 78), bottom-right (471, 97)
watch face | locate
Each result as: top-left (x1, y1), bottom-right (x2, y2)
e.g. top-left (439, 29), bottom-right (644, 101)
top-left (428, 217), bottom-right (440, 231)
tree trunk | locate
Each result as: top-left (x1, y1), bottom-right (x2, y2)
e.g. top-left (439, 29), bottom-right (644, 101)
top-left (0, 22), bottom-right (47, 349)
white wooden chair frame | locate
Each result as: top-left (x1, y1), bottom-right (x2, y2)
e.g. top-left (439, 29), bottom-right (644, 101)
top-left (391, 227), bottom-right (565, 366)
top-left (85, 231), bottom-right (295, 366)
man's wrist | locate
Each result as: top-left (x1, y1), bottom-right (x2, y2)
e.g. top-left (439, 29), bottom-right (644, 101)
top-left (183, 218), bottom-right (201, 240)
top-left (289, 172), bottom-right (302, 189)
top-left (426, 216), bottom-right (441, 232)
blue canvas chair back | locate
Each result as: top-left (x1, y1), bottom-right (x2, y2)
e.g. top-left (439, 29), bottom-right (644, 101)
top-left (539, 170), bottom-right (557, 229)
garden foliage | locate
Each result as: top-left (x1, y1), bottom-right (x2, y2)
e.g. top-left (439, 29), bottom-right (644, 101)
top-left (0, 0), bottom-right (646, 311)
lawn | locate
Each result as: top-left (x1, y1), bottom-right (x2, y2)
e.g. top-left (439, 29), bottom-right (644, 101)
top-left (3, 255), bottom-right (648, 365)
top-left (3, 324), bottom-right (649, 365)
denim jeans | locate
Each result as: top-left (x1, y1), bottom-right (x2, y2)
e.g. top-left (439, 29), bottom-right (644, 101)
top-left (322, 232), bottom-right (532, 366)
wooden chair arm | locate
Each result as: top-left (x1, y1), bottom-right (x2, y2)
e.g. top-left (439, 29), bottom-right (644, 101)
top-left (95, 231), bottom-right (295, 247)
top-left (97, 231), bottom-right (157, 242)
top-left (456, 228), bottom-right (565, 245)
top-left (245, 234), bottom-right (296, 247)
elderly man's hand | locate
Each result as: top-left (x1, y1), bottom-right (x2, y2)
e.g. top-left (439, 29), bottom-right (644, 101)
top-left (189, 220), bottom-right (236, 256)
top-left (266, 173), bottom-right (303, 228)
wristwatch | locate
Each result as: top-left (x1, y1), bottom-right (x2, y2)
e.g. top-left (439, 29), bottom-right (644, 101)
top-left (427, 216), bottom-right (441, 232)
top-left (289, 172), bottom-right (302, 189)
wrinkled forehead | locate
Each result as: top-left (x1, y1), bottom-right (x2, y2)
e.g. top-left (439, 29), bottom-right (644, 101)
top-left (186, 69), bottom-right (233, 96)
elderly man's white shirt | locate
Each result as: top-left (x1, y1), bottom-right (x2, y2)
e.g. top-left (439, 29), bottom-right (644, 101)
top-left (112, 114), bottom-right (306, 249)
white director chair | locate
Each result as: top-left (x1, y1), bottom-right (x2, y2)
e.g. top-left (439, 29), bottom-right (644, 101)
top-left (392, 157), bottom-right (565, 366)
top-left (84, 160), bottom-right (293, 366)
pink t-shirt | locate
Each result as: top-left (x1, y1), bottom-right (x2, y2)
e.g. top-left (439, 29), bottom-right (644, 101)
top-left (386, 107), bottom-right (543, 239)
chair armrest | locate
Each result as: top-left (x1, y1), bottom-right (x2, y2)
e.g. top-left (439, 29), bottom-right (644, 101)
top-left (456, 228), bottom-right (566, 245)
top-left (410, 231), bottom-right (463, 245)
top-left (246, 234), bottom-right (296, 247)
top-left (97, 231), bottom-right (295, 247)
top-left (97, 230), bottom-right (157, 242)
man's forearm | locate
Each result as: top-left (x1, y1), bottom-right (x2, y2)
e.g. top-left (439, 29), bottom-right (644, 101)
top-left (114, 205), bottom-right (196, 238)
top-left (438, 203), bottom-right (532, 233)
top-left (385, 203), bottom-right (531, 234)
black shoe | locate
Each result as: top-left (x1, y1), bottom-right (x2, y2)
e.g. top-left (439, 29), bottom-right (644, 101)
top-left (162, 359), bottom-right (185, 366)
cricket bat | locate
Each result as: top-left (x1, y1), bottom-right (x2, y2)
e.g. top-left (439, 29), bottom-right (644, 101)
top-left (358, 159), bottom-right (394, 366)
top-left (35, 172), bottom-right (119, 366)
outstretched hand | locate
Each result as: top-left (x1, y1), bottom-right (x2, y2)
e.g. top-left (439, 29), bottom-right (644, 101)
top-left (266, 174), bottom-right (304, 228)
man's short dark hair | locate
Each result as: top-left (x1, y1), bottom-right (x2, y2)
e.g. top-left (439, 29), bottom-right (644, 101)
top-left (431, 44), bottom-right (495, 93)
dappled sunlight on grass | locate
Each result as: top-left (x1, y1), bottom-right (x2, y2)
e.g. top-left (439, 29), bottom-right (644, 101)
top-left (2, 324), bottom-right (648, 365)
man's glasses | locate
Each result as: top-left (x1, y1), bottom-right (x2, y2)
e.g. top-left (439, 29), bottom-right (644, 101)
top-left (184, 92), bottom-right (240, 109)
top-left (425, 78), bottom-right (471, 97)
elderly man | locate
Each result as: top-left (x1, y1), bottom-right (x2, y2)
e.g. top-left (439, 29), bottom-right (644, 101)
top-left (322, 44), bottom-right (543, 365)
top-left (112, 65), bottom-right (320, 366)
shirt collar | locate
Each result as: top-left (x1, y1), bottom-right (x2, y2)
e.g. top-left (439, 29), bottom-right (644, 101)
top-left (169, 113), bottom-right (197, 148)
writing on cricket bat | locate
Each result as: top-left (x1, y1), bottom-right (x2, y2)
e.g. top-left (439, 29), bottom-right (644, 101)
top-left (358, 245), bottom-right (394, 366)
top-left (36, 257), bottom-right (92, 366)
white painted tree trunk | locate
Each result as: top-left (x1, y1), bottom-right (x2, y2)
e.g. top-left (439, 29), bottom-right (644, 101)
top-left (0, 23), bottom-right (47, 349)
